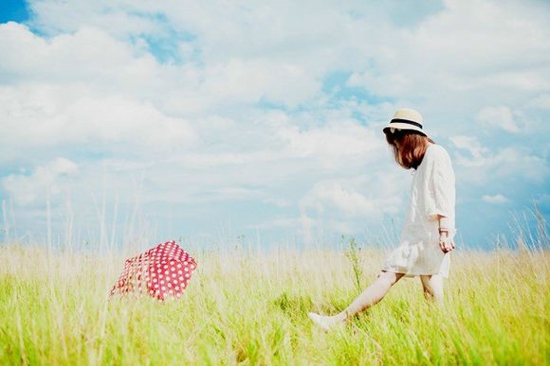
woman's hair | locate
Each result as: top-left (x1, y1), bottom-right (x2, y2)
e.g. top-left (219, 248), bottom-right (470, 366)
top-left (385, 130), bottom-right (435, 170)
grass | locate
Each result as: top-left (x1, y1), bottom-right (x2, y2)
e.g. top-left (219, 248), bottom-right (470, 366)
top-left (0, 243), bottom-right (548, 365)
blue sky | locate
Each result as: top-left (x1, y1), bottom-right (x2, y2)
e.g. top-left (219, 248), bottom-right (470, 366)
top-left (1, 0), bottom-right (549, 250)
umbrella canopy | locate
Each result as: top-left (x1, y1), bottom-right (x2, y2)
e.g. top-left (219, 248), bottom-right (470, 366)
top-left (110, 240), bottom-right (197, 301)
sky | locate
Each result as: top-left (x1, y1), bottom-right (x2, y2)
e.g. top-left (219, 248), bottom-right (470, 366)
top-left (0, 0), bottom-right (549, 251)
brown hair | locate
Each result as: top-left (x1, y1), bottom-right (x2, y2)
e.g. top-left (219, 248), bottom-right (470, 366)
top-left (385, 130), bottom-right (434, 170)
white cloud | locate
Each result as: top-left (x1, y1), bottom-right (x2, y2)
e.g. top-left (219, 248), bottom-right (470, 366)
top-left (0, 23), bottom-right (155, 84)
top-left (477, 106), bottom-right (520, 133)
top-left (2, 158), bottom-right (78, 205)
top-left (488, 148), bottom-right (548, 184)
top-left (199, 59), bottom-right (321, 107)
top-left (262, 198), bottom-right (292, 208)
top-left (451, 136), bottom-right (548, 184)
top-left (528, 94), bottom-right (550, 110)
top-left (298, 171), bottom-right (406, 239)
top-left (26, 1), bottom-right (167, 38)
top-left (10, 2), bottom-right (363, 108)
top-left (482, 194), bottom-right (510, 204)
top-left (276, 120), bottom-right (384, 165)
top-left (450, 136), bottom-right (488, 160)
top-left (0, 85), bottom-right (197, 162)
top-left (301, 182), bottom-right (377, 218)
top-left (4, 1), bottom-right (550, 131)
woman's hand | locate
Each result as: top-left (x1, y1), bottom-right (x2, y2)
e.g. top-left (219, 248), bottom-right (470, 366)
top-left (437, 215), bottom-right (455, 254)
top-left (439, 231), bottom-right (455, 253)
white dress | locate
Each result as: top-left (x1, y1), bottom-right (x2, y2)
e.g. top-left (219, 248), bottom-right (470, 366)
top-left (382, 144), bottom-right (456, 278)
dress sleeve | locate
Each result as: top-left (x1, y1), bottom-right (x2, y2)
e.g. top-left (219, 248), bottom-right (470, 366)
top-left (427, 146), bottom-right (456, 231)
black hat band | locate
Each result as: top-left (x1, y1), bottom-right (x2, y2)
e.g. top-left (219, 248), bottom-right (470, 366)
top-left (390, 118), bottom-right (423, 129)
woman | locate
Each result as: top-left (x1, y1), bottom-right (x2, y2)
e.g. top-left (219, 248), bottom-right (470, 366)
top-left (308, 108), bottom-right (456, 331)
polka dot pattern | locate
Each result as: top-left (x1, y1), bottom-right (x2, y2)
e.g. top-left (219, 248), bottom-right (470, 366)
top-left (109, 240), bottom-right (197, 301)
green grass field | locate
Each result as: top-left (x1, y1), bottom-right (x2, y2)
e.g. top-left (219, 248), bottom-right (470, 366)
top-left (0, 243), bottom-right (548, 365)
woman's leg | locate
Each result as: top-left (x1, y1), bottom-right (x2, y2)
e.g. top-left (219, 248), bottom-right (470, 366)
top-left (308, 271), bottom-right (404, 330)
top-left (420, 274), bottom-right (444, 303)
top-left (345, 271), bottom-right (405, 316)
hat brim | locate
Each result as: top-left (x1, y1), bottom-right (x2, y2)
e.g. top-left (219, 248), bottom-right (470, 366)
top-left (383, 123), bottom-right (428, 137)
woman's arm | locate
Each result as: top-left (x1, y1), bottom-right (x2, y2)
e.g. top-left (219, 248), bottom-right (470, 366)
top-left (429, 146), bottom-right (456, 254)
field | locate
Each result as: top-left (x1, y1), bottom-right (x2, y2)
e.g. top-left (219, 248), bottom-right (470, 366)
top-left (0, 242), bottom-right (548, 365)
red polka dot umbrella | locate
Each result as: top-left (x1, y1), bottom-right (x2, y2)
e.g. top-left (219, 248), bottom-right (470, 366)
top-left (110, 240), bottom-right (197, 301)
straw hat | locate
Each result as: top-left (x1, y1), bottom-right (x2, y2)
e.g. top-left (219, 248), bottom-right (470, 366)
top-left (383, 108), bottom-right (428, 137)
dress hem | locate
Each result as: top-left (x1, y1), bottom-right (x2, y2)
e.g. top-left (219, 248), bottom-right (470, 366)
top-left (382, 268), bottom-right (449, 278)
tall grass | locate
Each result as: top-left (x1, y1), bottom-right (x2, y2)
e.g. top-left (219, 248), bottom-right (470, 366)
top-left (0, 239), bottom-right (548, 365)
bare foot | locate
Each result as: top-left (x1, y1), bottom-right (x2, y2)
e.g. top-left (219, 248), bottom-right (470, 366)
top-left (307, 312), bottom-right (346, 331)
